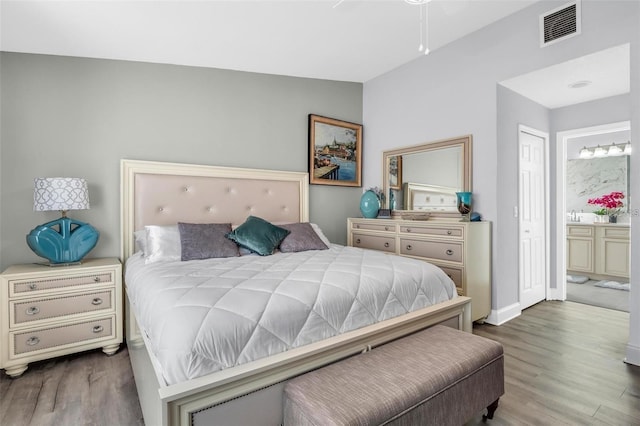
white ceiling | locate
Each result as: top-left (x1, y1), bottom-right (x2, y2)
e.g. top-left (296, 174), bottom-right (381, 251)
top-left (500, 44), bottom-right (630, 109)
top-left (0, 0), bottom-right (536, 83)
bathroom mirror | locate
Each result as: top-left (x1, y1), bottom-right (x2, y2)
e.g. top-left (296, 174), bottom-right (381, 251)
top-left (382, 135), bottom-right (472, 213)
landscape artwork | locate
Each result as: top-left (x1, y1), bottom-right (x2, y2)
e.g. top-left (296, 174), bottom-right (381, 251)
top-left (309, 114), bottom-right (362, 187)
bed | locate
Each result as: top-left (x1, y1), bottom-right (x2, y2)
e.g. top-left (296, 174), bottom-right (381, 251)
top-left (120, 159), bottom-right (472, 426)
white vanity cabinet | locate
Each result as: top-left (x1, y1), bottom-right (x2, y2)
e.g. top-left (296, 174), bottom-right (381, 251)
top-left (348, 218), bottom-right (491, 322)
top-left (567, 224), bottom-right (630, 279)
top-left (566, 225), bottom-right (595, 273)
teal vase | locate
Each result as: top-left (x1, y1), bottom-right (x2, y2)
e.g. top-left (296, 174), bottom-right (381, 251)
top-left (360, 190), bottom-right (380, 218)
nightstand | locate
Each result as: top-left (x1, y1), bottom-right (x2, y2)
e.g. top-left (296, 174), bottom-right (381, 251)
top-left (0, 258), bottom-right (122, 377)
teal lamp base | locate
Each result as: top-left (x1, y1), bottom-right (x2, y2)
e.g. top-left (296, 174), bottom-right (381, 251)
top-left (26, 217), bottom-right (99, 264)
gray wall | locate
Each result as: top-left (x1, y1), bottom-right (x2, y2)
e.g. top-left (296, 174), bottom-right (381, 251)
top-left (0, 53), bottom-right (363, 269)
top-left (362, 1), bottom-right (639, 320)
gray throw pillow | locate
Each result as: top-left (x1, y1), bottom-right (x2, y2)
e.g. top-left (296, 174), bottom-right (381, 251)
top-left (279, 223), bottom-right (329, 253)
top-left (178, 222), bottom-right (240, 260)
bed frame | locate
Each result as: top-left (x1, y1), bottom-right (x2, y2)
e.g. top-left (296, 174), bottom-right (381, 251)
top-left (120, 159), bottom-right (472, 426)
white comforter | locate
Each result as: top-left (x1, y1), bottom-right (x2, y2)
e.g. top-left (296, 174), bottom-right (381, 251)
top-left (125, 245), bottom-right (456, 385)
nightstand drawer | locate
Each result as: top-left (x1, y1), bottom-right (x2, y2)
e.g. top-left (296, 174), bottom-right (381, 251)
top-left (352, 233), bottom-right (396, 253)
top-left (11, 289), bottom-right (113, 327)
top-left (400, 238), bottom-right (463, 263)
top-left (12, 317), bottom-right (114, 356)
top-left (10, 271), bottom-right (114, 297)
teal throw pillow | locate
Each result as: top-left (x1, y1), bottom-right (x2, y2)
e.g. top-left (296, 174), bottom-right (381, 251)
top-left (226, 216), bottom-right (290, 256)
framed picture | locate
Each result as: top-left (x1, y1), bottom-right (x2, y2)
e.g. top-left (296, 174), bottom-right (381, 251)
top-left (309, 114), bottom-right (362, 187)
top-left (389, 155), bottom-right (402, 190)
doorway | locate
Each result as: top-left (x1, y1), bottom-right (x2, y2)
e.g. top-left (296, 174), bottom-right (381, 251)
top-left (555, 121), bottom-right (631, 312)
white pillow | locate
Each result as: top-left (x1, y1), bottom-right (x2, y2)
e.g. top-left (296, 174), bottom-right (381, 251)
top-left (144, 225), bottom-right (181, 264)
top-left (310, 223), bottom-right (331, 247)
top-left (134, 230), bottom-right (148, 255)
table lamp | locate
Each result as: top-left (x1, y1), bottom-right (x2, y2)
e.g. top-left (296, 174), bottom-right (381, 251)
top-left (26, 177), bottom-right (100, 265)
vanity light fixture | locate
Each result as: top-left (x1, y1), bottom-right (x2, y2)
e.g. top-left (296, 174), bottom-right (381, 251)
top-left (578, 146), bottom-right (593, 159)
top-left (579, 142), bottom-right (631, 159)
top-left (607, 143), bottom-right (623, 156)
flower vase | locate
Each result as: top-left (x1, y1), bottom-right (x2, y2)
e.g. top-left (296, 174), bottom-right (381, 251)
top-left (609, 215), bottom-right (617, 223)
top-left (594, 214), bottom-right (609, 223)
top-left (360, 190), bottom-right (380, 218)
top-left (455, 192), bottom-right (472, 222)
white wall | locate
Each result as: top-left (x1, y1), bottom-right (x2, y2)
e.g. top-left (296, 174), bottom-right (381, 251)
top-left (363, 0), bottom-right (639, 334)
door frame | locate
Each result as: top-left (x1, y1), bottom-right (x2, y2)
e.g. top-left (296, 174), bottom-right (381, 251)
top-left (554, 120), bottom-right (631, 301)
top-left (518, 124), bottom-right (550, 307)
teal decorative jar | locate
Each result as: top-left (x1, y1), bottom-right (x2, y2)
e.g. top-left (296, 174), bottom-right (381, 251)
top-left (360, 190), bottom-right (380, 218)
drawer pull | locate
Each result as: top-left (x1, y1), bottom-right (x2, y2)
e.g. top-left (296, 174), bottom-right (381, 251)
top-left (447, 230), bottom-right (452, 235)
top-left (356, 238), bottom-right (361, 244)
top-left (406, 245), bottom-right (412, 251)
top-left (25, 306), bottom-right (40, 316)
top-left (29, 284), bottom-right (38, 290)
top-left (384, 226), bottom-right (389, 231)
top-left (91, 298), bottom-right (103, 306)
top-left (384, 242), bottom-right (389, 248)
top-left (26, 336), bottom-right (40, 346)
top-left (355, 224), bottom-right (360, 229)
top-left (406, 228), bottom-right (412, 233)
top-left (92, 325), bottom-right (104, 333)
top-left (94, 277), bottom-right (101, 283)
top-left (446, 249), bottom-right (454, 256)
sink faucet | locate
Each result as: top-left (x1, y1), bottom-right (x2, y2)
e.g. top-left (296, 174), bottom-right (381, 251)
top-left (570, 210), bottom-right (578, 222)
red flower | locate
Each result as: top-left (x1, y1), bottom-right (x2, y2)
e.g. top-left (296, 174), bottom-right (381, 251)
top-left (588, 192), bottom-right (624, 215)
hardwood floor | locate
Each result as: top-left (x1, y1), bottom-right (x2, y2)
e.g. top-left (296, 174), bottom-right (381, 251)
top-left (1, 301), bottom-right (638, 425)
top-left (467, 301), bottom-right (640, 425)
top-left (0, 347), bottom-right (143, 426)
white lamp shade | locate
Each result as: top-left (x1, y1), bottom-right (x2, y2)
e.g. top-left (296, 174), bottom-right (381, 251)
top-left (34, 177), bottom-right (90, 212)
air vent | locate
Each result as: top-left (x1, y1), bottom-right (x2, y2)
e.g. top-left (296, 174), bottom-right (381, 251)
top-left (540, 1), bottom-right (581, 47)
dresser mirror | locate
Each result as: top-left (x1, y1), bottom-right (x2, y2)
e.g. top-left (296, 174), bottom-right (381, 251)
top-left (382, 135), bottom-right (472, 214)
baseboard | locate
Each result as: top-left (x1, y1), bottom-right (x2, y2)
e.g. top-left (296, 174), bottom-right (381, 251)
top-left (624, 343), bottom-right (640, 366)
top-left (547, 288), bottom-right (565, 300)
top-left (484, 303), bottom-right (521, 325)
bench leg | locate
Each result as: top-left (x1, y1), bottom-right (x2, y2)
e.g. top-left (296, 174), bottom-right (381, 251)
top-left (482, 398), bottom-right (500, 422)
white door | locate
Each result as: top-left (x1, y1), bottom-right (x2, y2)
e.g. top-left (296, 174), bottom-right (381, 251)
top-left (519, 126), bottom-right (548, 309)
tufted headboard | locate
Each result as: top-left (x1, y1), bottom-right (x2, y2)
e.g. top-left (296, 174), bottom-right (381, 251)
top-left (120, 159), bottom-right (309, 260)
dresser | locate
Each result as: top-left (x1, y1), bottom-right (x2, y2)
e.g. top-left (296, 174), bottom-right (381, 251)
top-left (347, 218), bottom-right (491, 322)
top-left (0, 258), bottom-right (122, 377)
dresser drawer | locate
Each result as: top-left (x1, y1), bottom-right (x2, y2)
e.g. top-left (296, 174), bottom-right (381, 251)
top-left (351, 222), bottom-right (396, 233)
top-left (11, 316), bottom-right (114, 357)
top-left (399, 225), bottom-right (463, 238)
top-left (400, 238), bottom-right (463, 263)
top-left (352, 233), bottom-right (396, 253)
top-left (11, 289), bottom-right (113, 327)
top-left (438, 266), bottom-right (463, 290)
top-left (10, 271), bottom-right (114, 297)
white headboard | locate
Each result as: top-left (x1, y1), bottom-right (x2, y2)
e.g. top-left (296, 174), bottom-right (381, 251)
top-left (120, 159), bottom-right (309, 260)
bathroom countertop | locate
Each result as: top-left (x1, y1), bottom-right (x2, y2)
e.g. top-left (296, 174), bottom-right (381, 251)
top-left (566, 221), bottom-right (630, 227)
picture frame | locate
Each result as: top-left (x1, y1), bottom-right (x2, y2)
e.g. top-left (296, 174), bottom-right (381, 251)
top-left (309, 114), bottom-right (362, 187)
top-left (389, 155), bottom-right (402, 190)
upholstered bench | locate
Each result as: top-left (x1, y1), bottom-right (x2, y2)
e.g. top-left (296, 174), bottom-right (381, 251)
top-left (283, 325), bottom-right (504, 425)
